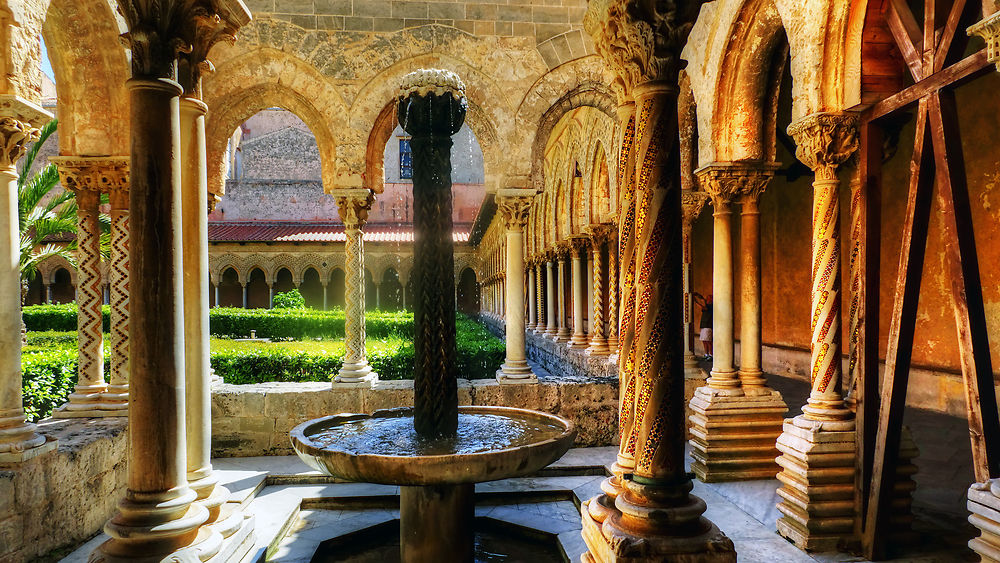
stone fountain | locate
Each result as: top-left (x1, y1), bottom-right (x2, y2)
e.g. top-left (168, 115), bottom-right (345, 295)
top-left (291, 69), bottom-right (576, 562)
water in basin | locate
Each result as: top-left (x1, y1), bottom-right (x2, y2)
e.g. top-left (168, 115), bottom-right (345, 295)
top-left (309, 413), bottom-right (565, 456)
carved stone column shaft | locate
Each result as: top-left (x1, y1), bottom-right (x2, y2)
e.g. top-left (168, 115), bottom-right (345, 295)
top-left (569, 239), bottom-right (589, 349)
top-left (105, 176), bottom-right (130, 408)
top-left (335, 190), bottom-right (378, 387)
top-left (496, 193), bottom-right (536, 383)
top-left (587, 227), bottom-right (610, 355)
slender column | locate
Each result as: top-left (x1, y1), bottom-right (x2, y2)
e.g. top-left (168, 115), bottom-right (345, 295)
top-left (587, 227), bottom-right (610, 355)
top-left (335, 189), bottom-right (378, 387)
top-left (586, 251), bottom-right (594, 334)
top-left (0, 103), bottom-right (53, 460)
top-left (496, 191), bottom-right (536, 383)
top-left (534, 263), bottom-right (545, 333)
top-left (241, 282), bottom-right (248, 308)
top-left (689, 164), bottom-right (786, 483)
top-left (739, 187), bottom-right (769, 390)
top-left (526, 262), bottom-right (537, 330)
top-left (774, 112), bottom-right (859, 551)
top-left (606, 231), bottom-right (619, 353)
top-left (103, 173), bottom-right (131, 410)
top-left (568, 239), bottom-right (589, 349)
top-left (681, 191), bottom-right (708, 375)
top-left (43, 283), bottom-right (51, 304)
top-left (179, 92), bottom-right (236, 539)
top-left (544, 258), bottom-right (558, 337)
top-left (322, 282), bottom-right (328, 310)
top-left (555, 249), bottom-right (571, 342)
top-left (53, 164), bottom-right (108, 414)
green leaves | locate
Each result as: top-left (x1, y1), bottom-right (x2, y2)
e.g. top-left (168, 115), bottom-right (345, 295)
top-left (271, 289), bottom-right (306, 309)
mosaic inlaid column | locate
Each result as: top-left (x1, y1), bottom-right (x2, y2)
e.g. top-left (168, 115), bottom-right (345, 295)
top-left (775, 112), bottom-right (858, 551)
top-left (606, 230), bottom-right (619, 353)
top-left (335, 189), bottom-right (378, 387)
top-left (103, 168), bottom-right (131, 411)
top-left (0, 102), bottom-right (53, 461)
top-left (526, 261), bottom-right (537, 331)
top-left (93, 3), bottom-right (251, 559)
top-left (587, 226), bottom-right (610, 355)
top-left (581, 0), bottom-right (734, 558)
top-left (53, 161), bottom-right (108, 415)
top-left (568, 238), bottom-right (589, 349)
top-left (496, 191), bottom-right (537, 383)
top-left (535, 262), bottom-right (546, 334)
top-left (689, 164), bottom-right (786, 483)
top-left (586, 249), bottom-right (594, 334)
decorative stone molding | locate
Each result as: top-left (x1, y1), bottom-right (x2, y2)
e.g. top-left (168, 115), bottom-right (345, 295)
top-left (51, 156), bottom-right (129, 195)
top-left (0, 117), bottom-right (38, 171)
top-left (680, 190), bottom-right (709, 225)
top-left (787, 113), bottom-right (859, 180)
top-left (179, 5), bottom-right (248, 96)
top-left (496, 193), bottom-right (533, 233)
top-left (969, 11), bottom-right (1000, 71)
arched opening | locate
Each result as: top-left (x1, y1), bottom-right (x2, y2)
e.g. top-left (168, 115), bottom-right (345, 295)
top-left (218, 268), bottom-right (242, 307)
top-left (328, 268), bottom-right (346, 309)
top-left (300, 268), bottom-right (324, 309)
top-left (380, 268), bottom-right (403, 311)
top-left (457, 267), bottom-right (480, 315)
top-left (50, 268), bottom-right (75, 304)
top-left (247, 268), bottom-right (269, 309)
top-left (273, 268), bottom-right (295, 296)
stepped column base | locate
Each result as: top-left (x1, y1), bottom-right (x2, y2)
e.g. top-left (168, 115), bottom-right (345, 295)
top-left (774, 415), bottom-right (855, 552)
top-left (334, 361), bottom-right (378, 388)
top-left (969, 479), bottom-right (1000, 562)
top-left (688, 386), bottom-right (786, 482)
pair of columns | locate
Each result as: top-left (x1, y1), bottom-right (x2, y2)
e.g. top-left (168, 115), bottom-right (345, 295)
top-left (539, 246), bottom-right (573, 343)
top-left (49, 157), bottom-right (132, 417)
top-left (86, 2), bottom-right (255, 560)
top-left (334, 189), bottom-right (378, 387)
top-left (687, 164), bottom-right (788, 483)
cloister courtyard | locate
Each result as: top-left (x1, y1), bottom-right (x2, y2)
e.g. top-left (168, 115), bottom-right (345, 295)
top-left (4, 0), bottom-right (1000, 561)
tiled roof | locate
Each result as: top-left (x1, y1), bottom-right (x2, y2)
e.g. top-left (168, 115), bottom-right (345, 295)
top-left (208, 222), bottom-right (471, 243)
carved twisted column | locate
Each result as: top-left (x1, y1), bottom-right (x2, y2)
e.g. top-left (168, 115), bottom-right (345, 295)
top-left (0, 102), bottom-right (53, 461)
top-left (606, 229), bottom-right (619, 353)
top-left (545, 256), bottom-right (558, 337)
top-left (689, 164), bottom-right (786, 482)
top-left (534, 262), bottom-right (546, 334)
top-left (93, 2), bottom-right (251, 560)
top-left (103, 168), bottom-right (131, 410)
top-left (775, 112), bottom-right (859, 551)
top-left (587, 226), bottom-right (611, 355)
top-left (581, 0), bottom-right (734, 559)
top-left (568, 238), bottom-right (590, 349)
top-left (680, 190), bottom-right (707, 377)
top-left (52, 160), bottom-right (109, 415)
top-left (335, 189), bottom-right (378, 387)
top-left (496, 191), bottom-right (537, 383)
top-left (555, 245), bottom-right (571, 342)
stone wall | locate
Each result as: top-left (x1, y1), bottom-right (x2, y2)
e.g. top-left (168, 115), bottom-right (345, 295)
top-left (0, 418), bottom-right (127, 562)
top-left (211, 376), bottom-right (619, 457)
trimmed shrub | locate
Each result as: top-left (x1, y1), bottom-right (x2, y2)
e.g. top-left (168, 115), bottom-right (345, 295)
top-left (21, 347), bottom-right (78, 421)
top-left (272, 289), bottom-right (305, 309)
top-left (22, 303), bottom-right (111, 332)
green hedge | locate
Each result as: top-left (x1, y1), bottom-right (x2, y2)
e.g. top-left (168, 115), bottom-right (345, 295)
top-left (19, 314), bottom-right (505, 420)
top-left (23, 304), bottom-right (110, 332)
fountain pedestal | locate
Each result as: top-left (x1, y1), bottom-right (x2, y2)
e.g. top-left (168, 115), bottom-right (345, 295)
top-left (401, 484), bottom-right (474, 562)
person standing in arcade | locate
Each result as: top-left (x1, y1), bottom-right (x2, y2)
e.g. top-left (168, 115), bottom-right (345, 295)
top-left (693, 292), bottom-right (713, 361)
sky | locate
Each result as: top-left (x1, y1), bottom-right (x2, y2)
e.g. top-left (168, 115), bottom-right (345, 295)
top-left (39, 37), bottom-right (55, 83)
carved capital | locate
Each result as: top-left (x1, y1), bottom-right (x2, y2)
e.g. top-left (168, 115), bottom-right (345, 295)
top-left (0, 117), bottom-right (38, 171)
top-left (178, 4), bottom-right (249, 96)
top-left (496, 190), bottom-right (534, 232)
top-left (51, 156), bottom-right (130, 196)
top-left (587, 223), bottom-right (615, 245)
top-left (584, 0), bottom-right (704, 91)
top-left (695, 162), bottom-right (777, 206)
top-left (787, 112), bottom-right (859, 180)
top-left (969, 11), bottom-right (1000, 71)
top-left (680, 190), bottom-right (709, 225)
top-left (117, 0), bottom-right (251, 79)
top-left (570, 236), bottom-right (590, 256)
top-left (335, 188), bottom-right (375, 230)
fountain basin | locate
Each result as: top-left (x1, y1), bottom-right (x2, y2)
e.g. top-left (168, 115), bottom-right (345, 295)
top-left (290, 405), bottom-right (577, 486)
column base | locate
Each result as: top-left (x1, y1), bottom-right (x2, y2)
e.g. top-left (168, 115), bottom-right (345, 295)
top-left (205, 504), bottom-right (255, 563)
top-left (582, 475), bottom-right (736, 563)
top-left (688, 386), bottom-right (786, 482)
top-left (0, 434), bottom-right (57, 463)
top-left (554, 329), bottom-right (572, 343)
top-left (586, 340), bottom-right (610, 356)
top-left (52, 404), bottom-right (128, 418)
top-left (58, 384), bottom-right (111, 414)
top-left (334, 362), bottom-right (378, 388)
top-left (496, 361), bottom-right (538, 384)
top-left (774, 415), bottom-right (855, 552)
top-left (568, 333), bottom-right (589, 349)
top-left (969, 479), bottom-right (1000, 562)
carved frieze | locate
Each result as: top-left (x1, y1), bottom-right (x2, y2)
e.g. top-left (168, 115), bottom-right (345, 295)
top-left (787, 112), bottom-right (859, 180)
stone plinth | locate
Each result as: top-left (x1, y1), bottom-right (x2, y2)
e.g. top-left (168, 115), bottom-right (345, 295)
top-left (969, 478), bottom-right (1000, 561)
top-left (775, 416), bottom-right (855, 551)
top-left (688, 387), bottom-right (786, 481)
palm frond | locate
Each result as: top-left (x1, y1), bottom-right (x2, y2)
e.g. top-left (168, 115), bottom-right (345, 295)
top-left (17, 119), bottom-right (57, 192)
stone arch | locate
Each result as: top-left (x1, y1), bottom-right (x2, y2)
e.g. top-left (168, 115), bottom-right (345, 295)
top-left (212, 253), bottom-right (247, 285)
top-left (203, 47), bottom-right (349, 196)
top-left (42, 0), bottom-right (129, 156)
top-left (524, 80), bottom-right (617, 193)
top-left (39, 255), bottom-right (75, 285)
top-left (351, 53), bottom-right (505, 192)
top-left (588, 140), bottom-right (612, 225)
top-left (266, 253), bottom-right (299, 284)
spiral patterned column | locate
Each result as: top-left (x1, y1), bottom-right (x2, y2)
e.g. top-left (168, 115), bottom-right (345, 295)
top-left (846, 172), bottom-right (864, 405)
top-left (526, 262), bottom-right (537, 331)
top-left (103, 177), bottom-right (130, 410)
top-left (606, 235), bottom-right (619, 353)
top-left (335, 190), bottom-right (378, 387)
top-left (535, 262), bottom-right (545, 334)
top-left (586, 226), bottom-right (610, 355)
top-left (775, 112), bottom-right (859, 551)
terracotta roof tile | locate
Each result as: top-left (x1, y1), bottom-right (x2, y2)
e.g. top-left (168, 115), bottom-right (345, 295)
top-left (208, 222), bottom-right (471, 243)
